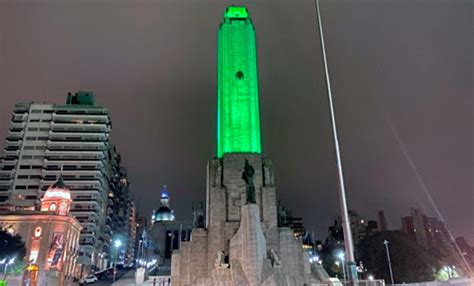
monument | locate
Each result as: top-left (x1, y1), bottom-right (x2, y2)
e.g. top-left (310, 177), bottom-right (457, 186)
top-left (171, 6), bottom-right (334, 285)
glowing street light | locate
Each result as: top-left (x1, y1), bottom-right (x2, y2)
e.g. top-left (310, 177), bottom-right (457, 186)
top-left (337, 252), bottom-right (346, 283)
top-left (2, 256), bottom-right (15, 281)
top-left (368, 275), bottom-right (374, 281)
top-left (113, 240), bottom-right (122, 283)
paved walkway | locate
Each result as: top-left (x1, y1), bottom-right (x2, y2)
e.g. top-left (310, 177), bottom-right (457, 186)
top-left (112, 271), bottom-right (172, 286)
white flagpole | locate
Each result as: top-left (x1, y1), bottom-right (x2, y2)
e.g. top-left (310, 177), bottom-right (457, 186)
top-left (315, 0), bottom-right (357, 282)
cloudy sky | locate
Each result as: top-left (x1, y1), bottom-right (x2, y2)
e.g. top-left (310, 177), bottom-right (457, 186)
top-left (0, 0), bottom-right (472, 244)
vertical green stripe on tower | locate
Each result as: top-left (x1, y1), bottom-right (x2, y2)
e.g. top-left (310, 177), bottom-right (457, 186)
top-left (217, 6), bottom-right (262, 158)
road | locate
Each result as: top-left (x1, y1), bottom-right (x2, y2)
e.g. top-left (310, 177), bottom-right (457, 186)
top-left (94, 269), bottom-right (131, 286)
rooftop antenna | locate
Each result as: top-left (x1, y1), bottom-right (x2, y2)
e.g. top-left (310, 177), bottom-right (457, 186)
top-left (315, 0), bottom-right (357, 282)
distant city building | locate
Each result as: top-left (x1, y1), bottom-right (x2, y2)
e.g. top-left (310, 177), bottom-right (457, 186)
top-left (401, 208), bottom-right (452, 251)
top-left (326, 210), bottom-right (378, 248)
top-left (377, 209), bottom-right (388, 232)
top-left (126, 201), bottom-right (137, 266)
top-left (455, 237), bottom-right (474, 267)
top-left (0, 177), bottom-right (82, 285)
top-left (0, 92), bottom-right (135, 275)
top-left (150, 187), bottom-right (192, 275)
top-left (401, 208), bottom-right (463, 268)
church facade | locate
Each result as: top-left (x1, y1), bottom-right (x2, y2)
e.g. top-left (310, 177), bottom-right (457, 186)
top-left (171, 6), bottom-right (335, 286)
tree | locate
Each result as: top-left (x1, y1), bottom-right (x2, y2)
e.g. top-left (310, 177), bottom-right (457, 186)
top-left (358, 231), bottom-right (440, 283)
top-left (0, 229), bottom-right (26, 260)
top-left (0, 229), bottom-right (27, 276)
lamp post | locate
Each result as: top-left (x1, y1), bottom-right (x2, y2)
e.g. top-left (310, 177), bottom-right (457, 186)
top-left (383, 240), bottom-right (394, 285)
top-left (338, 252), bottom-right (346, 284)
top-left (113, 240), bottom-right (122, 283)
top-left (2, 257), bottom-right (15, 281)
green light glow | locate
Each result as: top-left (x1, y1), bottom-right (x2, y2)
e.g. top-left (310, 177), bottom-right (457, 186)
top-left (224, 6), bottom-right (249, 19)
top-left (217, 6), bottom-right (261, 158)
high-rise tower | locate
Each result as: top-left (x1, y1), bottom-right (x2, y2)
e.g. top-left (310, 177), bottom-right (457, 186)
top-left (217, 7), bottom-right (261, 158)
top-left (171, 7), bottom-right (331, 285)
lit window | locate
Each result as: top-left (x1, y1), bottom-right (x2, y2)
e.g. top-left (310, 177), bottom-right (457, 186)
top-left (49, 203), bottom-right (57, 211)
top-left (34, 226), bottom-right (42, 237)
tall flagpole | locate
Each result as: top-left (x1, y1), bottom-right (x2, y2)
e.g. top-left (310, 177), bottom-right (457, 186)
top-left (315, 0), bottom-right (357, 282)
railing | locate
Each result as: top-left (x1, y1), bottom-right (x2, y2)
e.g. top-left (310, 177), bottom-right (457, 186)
top-left (340, 280), bottom-right (385, 286)
top-left (147, 276), bottom-right (172, 285)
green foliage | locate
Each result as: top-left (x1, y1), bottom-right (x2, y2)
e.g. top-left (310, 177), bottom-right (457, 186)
top-left (358, 231), bottom-right (440, 283)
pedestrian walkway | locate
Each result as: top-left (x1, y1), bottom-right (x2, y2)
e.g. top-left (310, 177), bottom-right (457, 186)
top-left (112, 271), bottom-right (172, 286)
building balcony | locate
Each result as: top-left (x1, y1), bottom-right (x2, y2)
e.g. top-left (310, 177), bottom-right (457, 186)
top-left (53, 106), bottom-right (109, 116)
top-left (48, 132), bottom-right (108, 142)
top-left (45, 149), bottom-right (106, 158)
top-left (47, 141), bottom-right (106, 151)
top-left (10, 121), bottom-right (26, 129)
top-left (51, 122), bottom-right (109, 133)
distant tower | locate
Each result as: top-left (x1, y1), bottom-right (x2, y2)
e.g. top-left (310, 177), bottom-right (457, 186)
top-left (217, 6), bottom-right (261, 158)
top-left (171, 7), bottom-right (331, 285)
top-left (378, 209), bottom-right (388, 231)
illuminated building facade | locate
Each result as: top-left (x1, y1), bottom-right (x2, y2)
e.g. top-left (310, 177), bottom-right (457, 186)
top-left (217, 6), bottom-right (261, 158)
top-left (0, 177), bottom-right (82, 285)
top-left (0, 92), bottom-right (135, 274)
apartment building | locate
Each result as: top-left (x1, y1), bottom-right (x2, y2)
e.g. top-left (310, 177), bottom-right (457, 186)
top-left (0, 91), bottom-right (134, 274)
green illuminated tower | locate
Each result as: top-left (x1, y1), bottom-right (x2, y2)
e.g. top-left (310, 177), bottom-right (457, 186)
top-left (217, 6), bottom-right (261, 158)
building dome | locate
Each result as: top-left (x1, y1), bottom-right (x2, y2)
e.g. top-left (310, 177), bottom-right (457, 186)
top-left (41, 177), bottom-right (72, 216)
top-left (153, 185), bottom-right (175, 222)
top-left (155, 206), bottom-right (175, 222)
top-left (43, 177), bottom-right (71, 200)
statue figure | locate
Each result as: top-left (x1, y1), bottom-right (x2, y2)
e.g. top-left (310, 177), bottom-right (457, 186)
top-left (241, 159), bottom-right (256, 204)
top-left (214, 251), bottom-right (229, 269)
top-left (268, 248), bottom-right (282, 267)
top-left (192, 202), bottom-right (205, 228)
top-left (215, 162), bottom-right (222, 186)
top-left (263, 159), bottom-right (274, 186)
top-left (277, 204), bottom-right (288, 227)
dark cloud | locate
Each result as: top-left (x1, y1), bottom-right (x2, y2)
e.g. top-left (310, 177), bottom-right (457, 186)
top-left (0, 0), bottom-right (472, 244)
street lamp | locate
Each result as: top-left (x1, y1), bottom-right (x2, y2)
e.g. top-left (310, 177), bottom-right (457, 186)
top-left (337, 252), bottom-right (346, 283)
top-left (113, 240), bottom-right (122, 283)
top-left (383, 240), bottom-right (394, 285)
top-left (3, 257), bottom-right (15, 281)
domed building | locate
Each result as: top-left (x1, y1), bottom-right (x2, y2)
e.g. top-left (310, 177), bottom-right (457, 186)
top-left (40, 177), bottom-right (72, 216)
top-left (0, 177), bottom-right (82, 286)
top-left (152, 186), bottom-right (175, 222)
top-left (148, 186), bottom-right (193, 277)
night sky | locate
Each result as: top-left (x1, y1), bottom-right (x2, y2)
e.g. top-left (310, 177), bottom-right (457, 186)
top-left (0, 0), bottom-right (472, 244)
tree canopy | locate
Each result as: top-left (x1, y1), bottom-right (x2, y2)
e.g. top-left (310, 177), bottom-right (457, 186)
top-left (358, 231), bottom-right (440, 283)
top-left (0, 229), bottom-right (26, 261)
